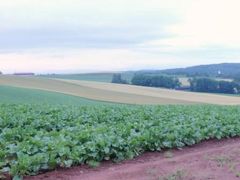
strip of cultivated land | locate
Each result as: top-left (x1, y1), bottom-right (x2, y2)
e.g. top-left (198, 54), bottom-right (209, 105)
top-left (1, 104), bottom-right (240, 178)
top-left (0, 75), bottom-right (240, 105)
top-left (0, 85), bottom-right (104, 105)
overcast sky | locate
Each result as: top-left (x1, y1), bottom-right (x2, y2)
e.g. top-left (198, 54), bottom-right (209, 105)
top-left (0, 0), bottom-right (240, 73)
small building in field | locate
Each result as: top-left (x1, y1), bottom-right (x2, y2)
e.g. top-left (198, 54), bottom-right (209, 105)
top-left (13, 72), bottom-right (35, 76)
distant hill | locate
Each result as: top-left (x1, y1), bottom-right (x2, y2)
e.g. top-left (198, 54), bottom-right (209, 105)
top-left (41, 63), bottom-right (240, 82)
top-left (160, 63), bottom-right (240, 79)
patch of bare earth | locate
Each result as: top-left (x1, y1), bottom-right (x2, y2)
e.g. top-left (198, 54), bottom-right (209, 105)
top-left (26, 138), bottom-right (240, 180)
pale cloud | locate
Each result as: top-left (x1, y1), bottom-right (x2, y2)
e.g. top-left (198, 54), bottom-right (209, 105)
top-left (0, 48), bottom-right (194, 74)
top-left (0, 0), bottom-right (180, 31)
top-left (144, 0), bottom-right (240, 50)
top-left (0, 0), bottom-right (178, 49)
top-left (0, 0), bottom-right (239, 73)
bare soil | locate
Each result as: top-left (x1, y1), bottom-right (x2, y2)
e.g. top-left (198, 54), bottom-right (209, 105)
top-left (26, 138), bottom-right (240, 180)
top-left (1, 75), bottom-right (240, 105)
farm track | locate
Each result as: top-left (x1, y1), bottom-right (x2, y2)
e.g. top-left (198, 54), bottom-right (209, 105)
top-left (0, 75), bottom-right (240, 105)
top-left (26, 138), bottom-right (240, 180)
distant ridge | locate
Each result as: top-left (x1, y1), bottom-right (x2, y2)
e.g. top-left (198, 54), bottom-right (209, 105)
top-left (41, 63), bottom-right (240, 82)
top-left (13, 72), bottom-right (35, 76)
top-left (159, 63), bottom-right (240, 78)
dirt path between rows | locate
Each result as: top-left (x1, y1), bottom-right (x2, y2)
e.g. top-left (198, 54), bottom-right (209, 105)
top-left (26, 138), bottom-right (240, 180)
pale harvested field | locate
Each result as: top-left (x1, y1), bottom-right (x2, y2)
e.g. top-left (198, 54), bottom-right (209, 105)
top-left (0, 75), bottom-right (240, 105)
top-left (178, 77), bottom-right (233, 87)
top-left (179, 77), bottom-right (190, 87)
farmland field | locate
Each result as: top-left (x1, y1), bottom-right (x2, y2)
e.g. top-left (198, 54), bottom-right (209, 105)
top-left (27, 138), bottom-right (240, 180)
top-left (2, 1), bottom-right (240, 179)
top-left (1, 75), bottom-right (240, 105)
top-left (0, 103), bottom-right (240, 179)
top-left (1, 75), bottom-right (240, 179)
top-left (42, 73), bottom-right (234, 88)
top-left (0, 85), bottom-right (105, 105)
top-left (41, 72), bottom-right (134, 83)
top-left (178, 77), bottom-right (233, 87)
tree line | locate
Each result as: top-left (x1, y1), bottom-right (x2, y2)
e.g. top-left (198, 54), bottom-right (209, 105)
top-left (131, 73), bottom-right (181, 89)
top-left (112, 73), bottom-right (240, 94)
top-left (189, 78), bottom-right (240, 94)
top-left (112, 73), bottom-right (181, 89)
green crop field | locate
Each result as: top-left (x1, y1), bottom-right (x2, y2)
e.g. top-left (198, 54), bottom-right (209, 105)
top-left (41, 72), bottom-right (134, 83)
top-left (0, 85), bottom-right (105, 105)
top-left (0, 103), bottom-right (239, 179)
top-left (2, 76), bottom-right (240, 105)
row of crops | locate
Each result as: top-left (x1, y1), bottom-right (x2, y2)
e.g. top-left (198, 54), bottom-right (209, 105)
top-left (0, 104), bottom-right (240, 179)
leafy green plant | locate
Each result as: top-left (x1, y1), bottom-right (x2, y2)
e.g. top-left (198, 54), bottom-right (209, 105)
top-left (0, 104), bottom-right (239, 178)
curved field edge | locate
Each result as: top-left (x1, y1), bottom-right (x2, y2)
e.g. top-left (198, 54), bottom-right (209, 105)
top-left (1, 75), bottom-right (240, 105)
top-left (26, 138), bottom-right (240, 180)
top-left (0, 85), bottom-right (111, 106)
top-left (56, 79), bottom-right (240, 105)
top-left (0, 104), bottom-right (239, 179)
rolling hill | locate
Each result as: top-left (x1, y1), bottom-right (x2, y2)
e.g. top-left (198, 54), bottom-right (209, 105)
top-left (40, 63), bottom-right (240, 85)
top-left (0, 75), bottom-right (240, 105)
top-left (160, 63), bottom-right (240, 78)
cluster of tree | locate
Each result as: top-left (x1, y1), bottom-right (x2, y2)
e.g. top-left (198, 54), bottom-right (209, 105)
top-left (111, 74), bottom-right (129, 84)
top-left (131, 73), bottom-right (181, 89)
top-left (111, 72), bottom-right (240, 94)
top-left (233, 75), bottom-right (240, 83)
top-left (189, 78), bottom-right (240, 94)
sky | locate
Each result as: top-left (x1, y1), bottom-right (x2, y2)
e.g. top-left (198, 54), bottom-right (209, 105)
top-left (0, 0), bottom-right (240, 74)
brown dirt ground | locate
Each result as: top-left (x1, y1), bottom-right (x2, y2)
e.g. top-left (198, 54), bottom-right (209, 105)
top-left (0, 75), bottom-right (240, 105)
top-left (25, 138), bottom-right (240, 180)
